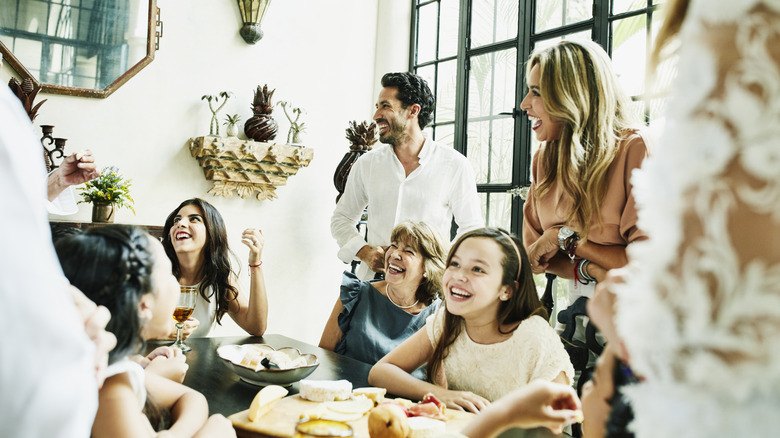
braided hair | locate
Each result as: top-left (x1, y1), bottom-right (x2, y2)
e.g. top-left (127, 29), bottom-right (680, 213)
top-left (381, 72), bottom-right (436, 129)
top-left (55, 225), bottom-right (154, 364)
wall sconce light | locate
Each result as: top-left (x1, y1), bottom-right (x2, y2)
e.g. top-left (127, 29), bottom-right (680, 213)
top-left (236, 0), bottom-right (272, 44)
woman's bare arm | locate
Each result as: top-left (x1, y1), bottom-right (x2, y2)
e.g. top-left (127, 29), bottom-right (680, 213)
top-left (319, 298), bottom-right (344, 351)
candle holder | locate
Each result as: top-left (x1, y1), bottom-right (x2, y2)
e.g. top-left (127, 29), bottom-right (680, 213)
top-left (40, 125), bottom-right (67, 172)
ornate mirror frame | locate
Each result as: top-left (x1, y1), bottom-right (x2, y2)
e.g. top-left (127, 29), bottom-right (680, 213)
top-left (0, 0), bottom-right (161, 98)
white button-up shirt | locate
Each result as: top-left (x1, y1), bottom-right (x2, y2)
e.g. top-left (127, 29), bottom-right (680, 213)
top-left (331, 137), bottom-right (483, 280)
top-left (1, 85), bottom-right (98, 437)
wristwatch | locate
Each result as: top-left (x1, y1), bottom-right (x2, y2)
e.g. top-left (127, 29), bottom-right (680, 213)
top-left (558, 226), bottom-right (578, 252)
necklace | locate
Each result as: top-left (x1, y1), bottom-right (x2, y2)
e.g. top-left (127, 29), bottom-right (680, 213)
top-left (385, 283), bottom-right (419, 309)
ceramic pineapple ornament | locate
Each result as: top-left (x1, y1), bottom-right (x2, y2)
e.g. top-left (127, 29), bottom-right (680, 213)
top-left (244, 84), bottom-right (278, 142)
top-left (333, 120), bottom-right (378, 202)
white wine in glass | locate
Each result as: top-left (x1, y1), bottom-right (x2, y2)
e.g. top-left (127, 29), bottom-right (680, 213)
top-left (171, 286), bottom-right (197, 352)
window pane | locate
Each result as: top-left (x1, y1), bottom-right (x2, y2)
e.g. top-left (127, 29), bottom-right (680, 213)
top-left (613, 0), bottom-right (648, 15)
top-left (466, 48), bottom-right (515, 184)
top-left (439, 0), bottom-right (460, 58)
top-left (611, 14), bottom-right (647, 97)
top-left (436, 60), bottom-right (457, 123)
top-left (470, 0), bottom-right (518, 48)
top-left (415, 64), bottom-right (435, 92)
top-left (433, 123), bottom-right (455, 148)
top-left (532, 30), bottom-right (592, 52)
top-left (467, 118), bottom-right (514, 184)
top-left (478, 192), bottom-right (513, 229)
top-left (467, 49), bottom-right (516, 119)
top-left (535, 0), bottom-right (593, 34)
top-left (416, 3), bottom-right (438, 63)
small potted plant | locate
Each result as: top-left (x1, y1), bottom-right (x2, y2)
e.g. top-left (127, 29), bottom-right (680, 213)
top-left (224, 113), bottom-right (241, 138)
top-left (78, 166), bottom-right (136, 223)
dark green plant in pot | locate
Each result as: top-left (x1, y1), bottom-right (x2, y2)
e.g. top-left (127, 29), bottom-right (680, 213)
top-left (78, 166), bottom-right (136, 215)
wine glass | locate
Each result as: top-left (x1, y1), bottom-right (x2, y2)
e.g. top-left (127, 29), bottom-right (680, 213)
top-left (171, 286), bottom-right (197, 352)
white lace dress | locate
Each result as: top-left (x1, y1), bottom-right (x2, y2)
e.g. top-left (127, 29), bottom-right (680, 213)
top-left (614, 1), bottom-right (780, 436)
top-left (425, 308), bottom-right (574, 402)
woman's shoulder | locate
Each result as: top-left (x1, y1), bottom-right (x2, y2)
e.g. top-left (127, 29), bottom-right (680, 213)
top-left (515, 315), bottom-right (558, 337)
top-left (339, 271), bottom-right (374, 310)
top-left (620, 129), bottom-right (651, 156)
top-left (425, 305), bottom-right (447, 341)
top-left (613, 129), bottom-right (651, 171)
top-left (100, 371), bottom-right (139, 402)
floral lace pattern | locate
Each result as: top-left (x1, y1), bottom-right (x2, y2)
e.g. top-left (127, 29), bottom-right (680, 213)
top-left (615, 2), bottom-right (780, 435)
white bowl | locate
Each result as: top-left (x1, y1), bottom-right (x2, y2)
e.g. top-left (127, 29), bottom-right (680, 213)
top-left (216, 344), bottom-right (319, 387)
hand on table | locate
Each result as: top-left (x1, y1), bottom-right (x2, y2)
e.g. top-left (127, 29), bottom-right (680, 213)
top-left (143, 346), bottom-right (188, 383)
top-left (357, 245), bottom-right (386, 273)
top-left (69, 286), bottom-right (117, 389)
top-left (437, 389), bottom-right (491, 414)
top-left (527, 228), bottom-right (562, 274)
top-left (241, 228), bottom-right (264, 265)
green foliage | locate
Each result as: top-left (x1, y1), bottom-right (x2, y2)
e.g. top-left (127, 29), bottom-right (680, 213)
top-left (224, 113), bottom-right (241, 125)
top-left (78, 166), bottom-right (136, 214)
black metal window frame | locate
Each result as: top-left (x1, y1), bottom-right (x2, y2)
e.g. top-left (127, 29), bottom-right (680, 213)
top-left (409, 0), bottom-right (662, 235)
top-left (0, 0), bottom-right (131, 90)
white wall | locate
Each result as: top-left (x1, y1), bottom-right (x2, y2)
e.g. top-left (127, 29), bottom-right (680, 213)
top-left (2, 0), bottom-right (411, 345)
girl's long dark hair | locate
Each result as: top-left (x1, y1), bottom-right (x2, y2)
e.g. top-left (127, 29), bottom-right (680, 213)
top-left (55, 225), bottom-right (153, 364)
top-left (162, 198), bottom-right (238, 325)
top-left (426, 228), bottom-right (546, 385)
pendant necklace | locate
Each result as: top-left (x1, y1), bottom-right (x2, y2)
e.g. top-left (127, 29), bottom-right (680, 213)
top-left (386, 283), bottom-right (419, 309)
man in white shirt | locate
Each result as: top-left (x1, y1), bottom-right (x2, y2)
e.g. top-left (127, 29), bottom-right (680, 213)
top-left (331, 72), bottom-right (483, 280)
top-left (0, 82), bottom-right (114, 437)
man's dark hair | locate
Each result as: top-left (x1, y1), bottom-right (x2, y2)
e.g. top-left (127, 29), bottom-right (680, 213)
top-left (381, 72), bottom-right (435, 129)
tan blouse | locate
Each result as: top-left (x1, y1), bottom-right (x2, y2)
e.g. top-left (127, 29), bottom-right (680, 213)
top-left (522, 131), bottom-right (649, 248)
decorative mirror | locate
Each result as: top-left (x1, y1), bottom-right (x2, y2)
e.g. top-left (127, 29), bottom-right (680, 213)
top-left (0, 0), bottom-right (161, 98)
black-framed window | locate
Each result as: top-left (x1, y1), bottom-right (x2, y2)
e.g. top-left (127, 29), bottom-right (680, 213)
top-left (410, 0), bottom-right (667, 235)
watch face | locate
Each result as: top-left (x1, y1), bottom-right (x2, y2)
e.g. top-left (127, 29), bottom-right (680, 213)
top-left (559, 226), bottom-right (576, 250)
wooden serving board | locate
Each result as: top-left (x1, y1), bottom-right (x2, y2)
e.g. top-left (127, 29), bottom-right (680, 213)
top-left (229, 395), bottom-right (476, 438)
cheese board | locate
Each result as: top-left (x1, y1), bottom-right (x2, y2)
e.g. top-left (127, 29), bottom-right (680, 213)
top-left (229, 395), bottom-right (476, 438)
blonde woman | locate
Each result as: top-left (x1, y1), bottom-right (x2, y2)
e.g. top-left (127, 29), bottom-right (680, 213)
top-left (520, 40), bottom-right (650, 387)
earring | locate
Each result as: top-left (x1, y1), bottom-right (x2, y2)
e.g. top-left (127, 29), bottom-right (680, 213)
top-left (423, 272), bottom-right (427, 278)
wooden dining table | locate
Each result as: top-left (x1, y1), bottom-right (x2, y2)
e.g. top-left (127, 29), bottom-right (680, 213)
top-left (147, 334), bottom-right (568, 438)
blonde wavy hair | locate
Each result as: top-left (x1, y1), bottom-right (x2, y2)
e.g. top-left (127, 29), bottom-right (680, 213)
top-left (528, 40), bottom-right (640, 239)
top-left (650, 0), bottom-right (690, 69)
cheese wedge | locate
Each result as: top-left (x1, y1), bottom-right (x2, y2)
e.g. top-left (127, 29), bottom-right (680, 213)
top-left (353, 387), bottom-right (386, 406)
top-left (407, 417), bottom-right (446, 438)
top-left (300, 379), bottom-right (352, 402)
top-left (248, 385), bottom-right (289, 422)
